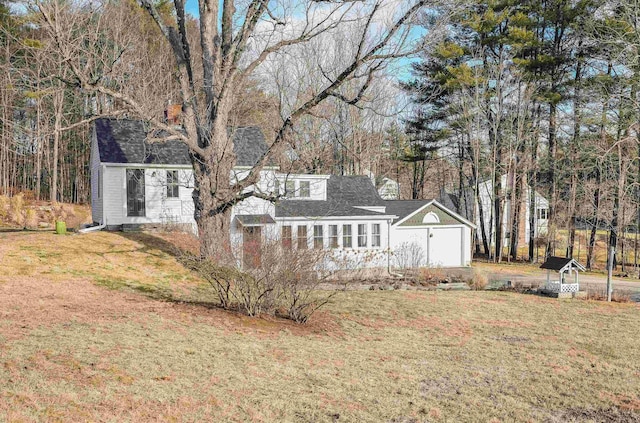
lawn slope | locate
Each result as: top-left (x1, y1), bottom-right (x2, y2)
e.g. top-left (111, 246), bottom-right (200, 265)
top-left (1, 231), bottom-right (639, 422)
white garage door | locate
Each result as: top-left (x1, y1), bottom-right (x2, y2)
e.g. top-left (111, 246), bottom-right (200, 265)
top-left (429, 227), bottom-right (463, 267)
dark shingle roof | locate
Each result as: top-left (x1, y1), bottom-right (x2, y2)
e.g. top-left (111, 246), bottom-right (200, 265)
top-left (383, 200), bottom-right (431, 224)
top-left (275, 175), bottom-right (388, 218)
top-left (95, 118), bottom-right (268, 167)
top-left (540, 256), bottom-right (586, 271)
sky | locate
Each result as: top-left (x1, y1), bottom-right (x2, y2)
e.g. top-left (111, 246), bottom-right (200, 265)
top-left (181, 0), bottom-right (423, 82)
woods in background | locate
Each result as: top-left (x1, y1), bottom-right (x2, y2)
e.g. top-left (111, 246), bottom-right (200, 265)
top-left (1, 0), bottom-right (640, 269)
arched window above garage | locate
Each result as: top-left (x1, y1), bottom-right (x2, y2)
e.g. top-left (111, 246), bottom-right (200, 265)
top-left (422, 212), bottom-right (440, 224)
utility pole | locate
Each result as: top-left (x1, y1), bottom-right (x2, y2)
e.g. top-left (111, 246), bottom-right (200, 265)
top-left (607, 245), bottom-right (614, 302)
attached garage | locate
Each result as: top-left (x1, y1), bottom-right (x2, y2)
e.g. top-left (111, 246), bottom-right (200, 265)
top-left (385, 200), bottom-right (475, 268)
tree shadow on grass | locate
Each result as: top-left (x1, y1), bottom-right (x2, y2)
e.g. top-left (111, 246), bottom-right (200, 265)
top-left (114, 231), bottom-right (189, 258)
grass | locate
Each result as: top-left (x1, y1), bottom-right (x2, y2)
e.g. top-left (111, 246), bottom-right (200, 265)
top-left (1, 231), bottom-right (640, 421)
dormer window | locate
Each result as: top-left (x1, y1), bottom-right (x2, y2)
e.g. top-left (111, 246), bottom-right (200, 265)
top-left (285, 180), bottom-right (295, 197)
top-left (299, 181), bottom-right (310, 198)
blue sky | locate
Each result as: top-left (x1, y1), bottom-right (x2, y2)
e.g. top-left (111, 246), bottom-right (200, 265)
top-left (182, 0), bottom-right (422, 81)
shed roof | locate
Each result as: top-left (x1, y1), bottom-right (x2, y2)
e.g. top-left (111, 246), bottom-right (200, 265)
top-left (540, 256), bottom-right (586, 272)
top-left (94, 118), bottom-right (268, 167)
top-left (235, 214), bottom-right (276, 226)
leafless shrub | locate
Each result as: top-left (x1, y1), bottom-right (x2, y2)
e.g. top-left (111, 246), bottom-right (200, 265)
top-left (582, 286), bottom-right (632, 303)
top-left (24, 209), bottom-right (38, 229)
top-left (9, 194), bottom-right (25, 226)
top-left (394, 242), bottom-right (424, 269)
top-left (0, 195), bottom-right (9, 220)
top-left (182, 240), bottom-right (339, 323)
top-left (466, 268), bottom-right (489, 290)
top-left (418, 267), bottom-right (446, 285)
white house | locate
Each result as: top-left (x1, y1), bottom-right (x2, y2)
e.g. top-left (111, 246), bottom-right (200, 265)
top-left (476, 174), bottom-right (549, 248)
top-left (91, 118), bottom-right (475, 269)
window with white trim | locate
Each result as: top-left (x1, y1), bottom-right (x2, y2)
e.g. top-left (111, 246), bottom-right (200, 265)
top-left (285, 180), bottom-right (295, 197)
top-left (313, 225), bottom-right (324, 249)
top-left (372, 224), bottom-right (381, 247)
top-left (282, 226), bottom-right (292, 249)
top-left (297, 226), bottom-right (307, 249)
top-left (343, 224), bottom-right (352, 248)
top-left (166, 170), bottom-right (179, 198)
top-left (299, 181), bottom-right (311, 198)
top-left (329, 225), bottom-right (338, 248)
top-left (357, 224), bottom-right (367, 247)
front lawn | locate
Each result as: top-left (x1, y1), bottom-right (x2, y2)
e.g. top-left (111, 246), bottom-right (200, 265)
top-left (1, 231), bottom-right (639, 422)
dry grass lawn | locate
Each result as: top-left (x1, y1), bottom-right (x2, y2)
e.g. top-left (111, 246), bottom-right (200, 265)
top-left (1, 231), bottom-right (640, 422)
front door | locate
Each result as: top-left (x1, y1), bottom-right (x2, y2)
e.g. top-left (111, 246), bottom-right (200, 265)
top-left (126, 169), bottom-right (145, 217)
top-left (243, 226), bottom-right (262, 268)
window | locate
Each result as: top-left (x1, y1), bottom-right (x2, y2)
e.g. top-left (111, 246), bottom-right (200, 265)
top-left (274, 179), bottom-right (280, 195)
top-left (285, 180), bottom-right (295, 197)
top-left (166, 170), bottom-right (179, 198)
top-left (282, 226), bottom-right (292, 249)
top-left (329, 225), bottom-right (338, 248)
top-left (297, 226), bottom-right (307, 249)
top-left (342, 224), bottom-right (352, 248)
top-left (299, 181), bottom-right (310, 198)
top-left (313, 225), bottom-right (324, 249)
top-left (537, 208), bottom-right (548, 220)
top-left (358, 224), bottom-right (367, 248)
top-left (126, 169), bottom-right (145, 217)
top-left (372, 224), bottom-right (381, 247)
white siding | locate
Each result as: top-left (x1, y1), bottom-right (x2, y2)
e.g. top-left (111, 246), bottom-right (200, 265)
top-left (102, 166), bottom-right (196, 228)
top-left (90, 129), bottom-right (103, 224)
top-left (390, 224), bottom-right (473, 268)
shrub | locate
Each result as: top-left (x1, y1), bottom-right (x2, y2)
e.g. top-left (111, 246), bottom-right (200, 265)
top-left (9, 193), bottom-right (25, 226)
top-left (182, 241), bottom-right (338, 323)
top-left (394, 242), bottom-right (424, 269)
top-left (467, 268), bottom-right (489, 291)
top-left (0, 195), bottom-right (9, 220)
top-left (419, 267), bottom-right (446, 285)
top-left (24, 209), bottom-right (38, 229)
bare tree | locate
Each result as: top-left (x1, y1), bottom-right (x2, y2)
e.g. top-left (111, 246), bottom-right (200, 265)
top-left (36, 0), bottom-right (440, 258)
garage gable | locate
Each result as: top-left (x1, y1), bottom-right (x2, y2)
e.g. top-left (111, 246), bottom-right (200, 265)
top-left (398, 202), bottom-right (470, 227)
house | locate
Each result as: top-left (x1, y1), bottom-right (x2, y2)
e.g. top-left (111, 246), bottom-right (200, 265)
top-left (476, 174), bottom-right (549, 248)
top-left (91, 118), bottom-right (475, 269)
top-left (376, 176), bottom-right (400, 200)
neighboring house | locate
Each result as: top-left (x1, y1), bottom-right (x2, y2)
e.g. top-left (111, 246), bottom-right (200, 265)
top-left (91, 118), bottom-right (475, 269)
top-left (377, 176), bottom-right (400, 200)
top-left (476, 174), bottom-right (549, 248)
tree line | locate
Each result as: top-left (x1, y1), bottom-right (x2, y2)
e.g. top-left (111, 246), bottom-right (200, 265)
top-left (402, 0), bottom-right (640, 269)
top-left (1, 0), bottom-right (639, 269)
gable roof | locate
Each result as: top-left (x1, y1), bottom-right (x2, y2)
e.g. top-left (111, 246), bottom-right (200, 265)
top-left (275, 175), bottom-right (388, 218)
top-left (94, 118), bottom-right (268, 167)
top-left (540, 256), bottom-right (586, 272)
top-left (383, 200), bottom-right (431, 224)
top-left (385, 199), bottom-right (476, 228)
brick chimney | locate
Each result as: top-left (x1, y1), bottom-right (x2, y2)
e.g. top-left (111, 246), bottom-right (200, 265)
top-left (164, 104), bottom-right (182, 126)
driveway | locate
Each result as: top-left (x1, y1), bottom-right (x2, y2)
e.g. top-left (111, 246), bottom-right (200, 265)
top-left (482, 265), bottom-right (640, 301)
